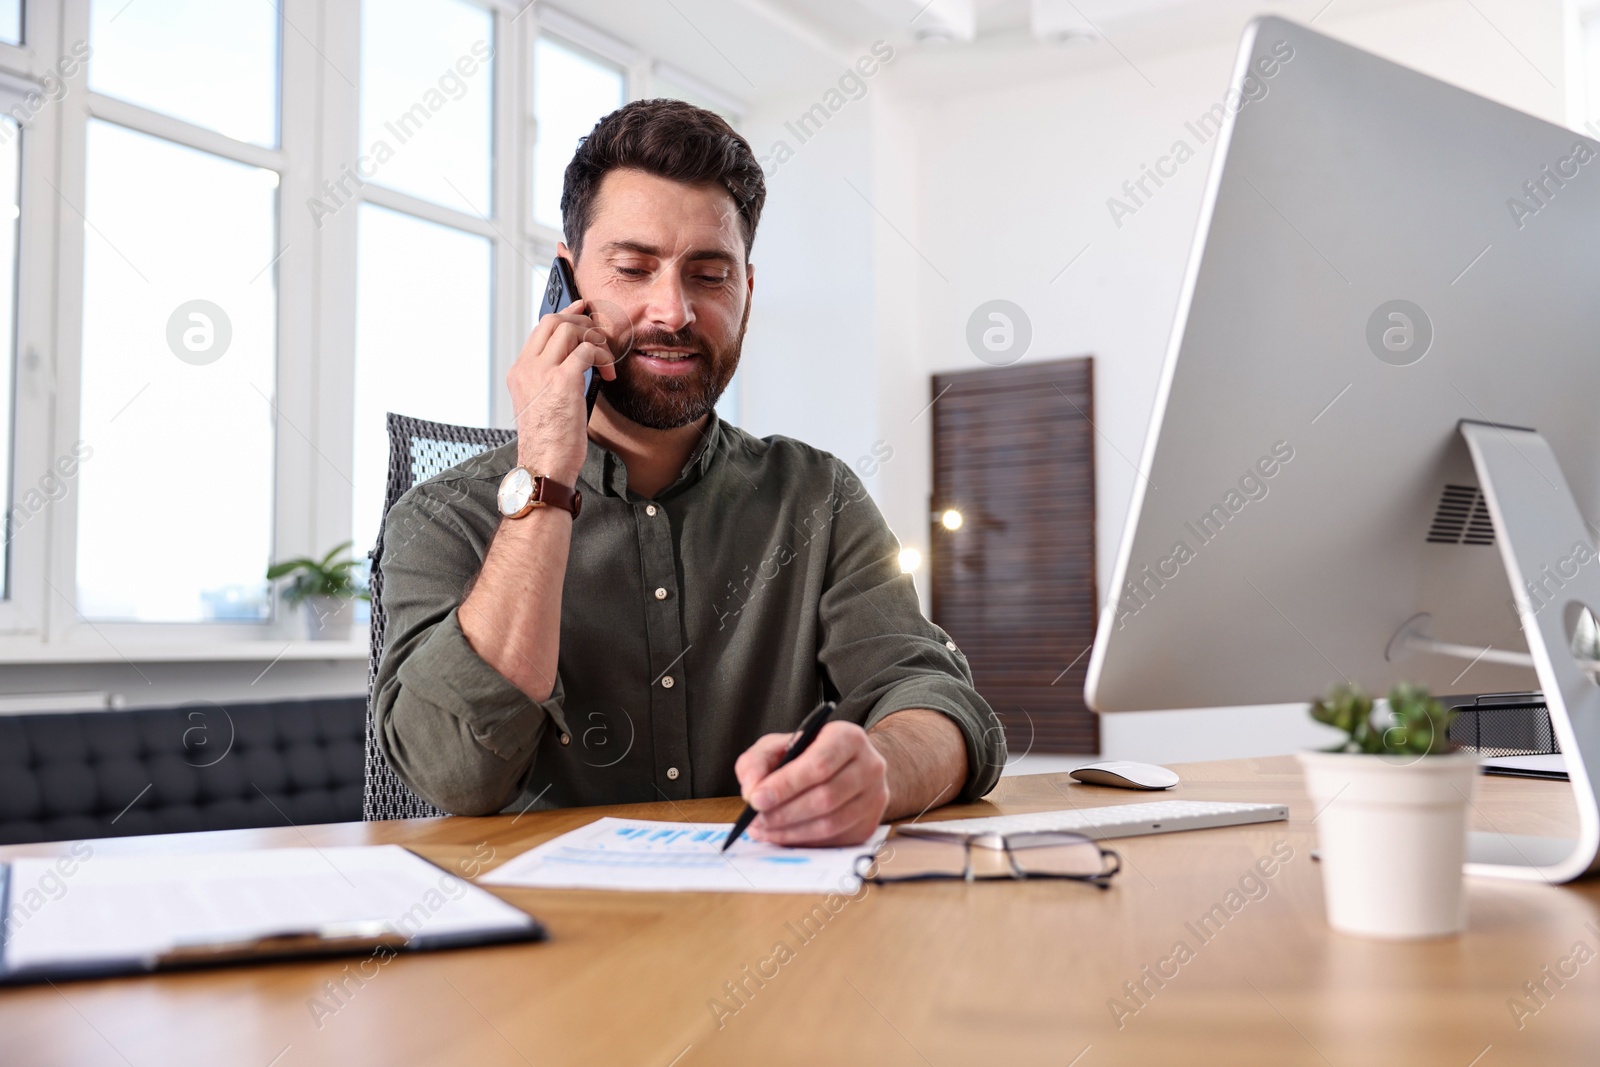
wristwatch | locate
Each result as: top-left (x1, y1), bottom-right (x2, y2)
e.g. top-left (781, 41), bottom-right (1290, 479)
top-left (497, 466), bottom-right (582, 519)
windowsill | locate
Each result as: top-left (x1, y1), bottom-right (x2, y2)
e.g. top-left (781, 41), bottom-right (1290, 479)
top-left (0, 638), bottom-right (369, 665)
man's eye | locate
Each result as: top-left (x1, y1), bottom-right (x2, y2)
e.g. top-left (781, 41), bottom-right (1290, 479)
top-left (695, 274), bottom-right (728, 285)
top-left (616, 267), bottom-right (648, 278)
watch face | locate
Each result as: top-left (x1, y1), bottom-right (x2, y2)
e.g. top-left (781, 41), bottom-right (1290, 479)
top-left (498, 467), bottom-right (535, 516)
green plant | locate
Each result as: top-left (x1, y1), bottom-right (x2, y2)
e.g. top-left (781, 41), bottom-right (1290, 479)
top-left (1310, 682), bottom-right (1456, 756)
top-left (266, 541), bottom-right (369, 607)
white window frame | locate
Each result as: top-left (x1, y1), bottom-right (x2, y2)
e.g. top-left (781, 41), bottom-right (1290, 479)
top-left (46, 0), bottom-right (299, 654)
top-left (0, 0), bottom-right (745, 663)
top-left (0, 85), bottom-right (56, 636)
top-left (2, 2), bottom-right (67, 641)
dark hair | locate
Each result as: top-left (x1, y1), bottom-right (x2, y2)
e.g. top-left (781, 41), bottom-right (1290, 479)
top-left (560, 98), bottom-right (766, 259)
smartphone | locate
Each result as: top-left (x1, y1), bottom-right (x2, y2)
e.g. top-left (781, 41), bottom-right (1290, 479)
top-left (538, 256), bottom-right (602, 418)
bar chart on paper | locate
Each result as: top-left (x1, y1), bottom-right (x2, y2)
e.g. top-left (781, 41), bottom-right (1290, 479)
top-left (479, 818), bottom-right (887, 893)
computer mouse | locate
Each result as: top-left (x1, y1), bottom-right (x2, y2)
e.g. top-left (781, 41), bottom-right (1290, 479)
top-left (1069, 760), bottom-right (1180, 790)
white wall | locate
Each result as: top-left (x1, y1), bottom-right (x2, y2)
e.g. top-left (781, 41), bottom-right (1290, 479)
top-left (739, 78), bottom-right (882, 490)
top-left (0, 658), bottom-right (367, 711)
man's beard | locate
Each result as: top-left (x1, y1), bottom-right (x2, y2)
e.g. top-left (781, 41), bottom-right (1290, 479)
top-left (600, 302), bottom-right (748, 431)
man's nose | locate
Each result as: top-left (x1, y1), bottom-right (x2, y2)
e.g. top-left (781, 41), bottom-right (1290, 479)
top-left (642, 272), bottom-right (693, 333)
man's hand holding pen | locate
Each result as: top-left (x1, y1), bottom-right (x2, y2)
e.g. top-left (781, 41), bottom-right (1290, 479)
top-left (734, 721), bottom-right (891, 848)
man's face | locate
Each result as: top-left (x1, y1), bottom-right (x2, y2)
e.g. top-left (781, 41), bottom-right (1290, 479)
top-left (565, 169), bottom-right (753, 431)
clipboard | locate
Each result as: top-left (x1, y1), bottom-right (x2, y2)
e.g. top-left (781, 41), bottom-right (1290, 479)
top-left (0, 844), bottom-right (545, 986)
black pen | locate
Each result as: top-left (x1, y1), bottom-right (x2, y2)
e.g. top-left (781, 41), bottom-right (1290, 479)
top-left (721, 701), bottom-right (837, 852)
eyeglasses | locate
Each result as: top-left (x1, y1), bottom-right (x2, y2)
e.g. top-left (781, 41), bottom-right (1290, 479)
top-left (855, 829), bottom-right (1121, 889)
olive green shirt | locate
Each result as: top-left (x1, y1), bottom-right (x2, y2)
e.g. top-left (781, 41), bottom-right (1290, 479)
top-left (372, 414), bottom-right (1004, 817)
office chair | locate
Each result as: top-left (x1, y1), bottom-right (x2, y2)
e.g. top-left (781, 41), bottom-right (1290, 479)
top-left (364, 412), bottom-right (516, 821)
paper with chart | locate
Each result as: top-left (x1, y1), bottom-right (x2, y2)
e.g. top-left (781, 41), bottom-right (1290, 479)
top-left (480, 817), bottom-right (888, 893)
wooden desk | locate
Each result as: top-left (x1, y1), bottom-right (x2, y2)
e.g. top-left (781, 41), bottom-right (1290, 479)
top-left (3, 757), bottom-right (1597, 1066)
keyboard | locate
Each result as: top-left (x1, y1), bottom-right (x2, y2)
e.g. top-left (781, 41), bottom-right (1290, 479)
top-left (902, 799), bottom-right (1289, 844)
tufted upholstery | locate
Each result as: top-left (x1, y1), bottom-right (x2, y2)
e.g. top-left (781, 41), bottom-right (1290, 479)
top-left (0, 696), bottom-right (364, 846)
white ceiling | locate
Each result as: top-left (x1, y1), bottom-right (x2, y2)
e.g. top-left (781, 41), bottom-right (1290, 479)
top-left (548, 0), bottom-right (1440, 108)
top-left (815, 0), bottom-right (1239, 43)
top-left (541, 0), bottom-right (852, 106)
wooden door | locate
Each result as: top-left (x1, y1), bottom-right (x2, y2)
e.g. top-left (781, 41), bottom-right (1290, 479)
top-left (930, 357), bottom-right (1100, 754)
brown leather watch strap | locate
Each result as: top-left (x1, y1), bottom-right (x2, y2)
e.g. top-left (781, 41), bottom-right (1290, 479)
top-left (533, 475), bottom-right (582, 519)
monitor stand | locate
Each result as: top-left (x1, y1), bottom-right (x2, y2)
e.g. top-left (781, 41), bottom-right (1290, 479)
top-left (1446, 421), bottom-right (1600, 882)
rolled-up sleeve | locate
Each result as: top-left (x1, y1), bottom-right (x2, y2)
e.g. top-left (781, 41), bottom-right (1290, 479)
top-left (816, 461), bottom-right (1005, 802)
top-left (372, 478), bottom-right (567, 815)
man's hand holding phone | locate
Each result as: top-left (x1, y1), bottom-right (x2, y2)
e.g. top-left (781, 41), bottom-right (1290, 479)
top-left (506, 298), bottom-right (617, 485)
top-left (464, 295), bottom-right (616, 706)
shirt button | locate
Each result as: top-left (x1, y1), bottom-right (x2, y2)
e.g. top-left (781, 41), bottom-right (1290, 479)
top-left (655, 587), bottom-right (668, 600)
top-left (661, 675), bottom-right (675, 689)
top-left (666, 767), bottom-right (680, 781)
top-left (645, 504), bottom-right (658, 516)
top-left (559, 732), bottom-right (571, 745)
top-left (946, 641), bottom-right (957, 651)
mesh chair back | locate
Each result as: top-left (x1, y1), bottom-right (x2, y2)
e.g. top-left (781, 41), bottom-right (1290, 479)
top-left (364, 413), bottom-right (516, 821)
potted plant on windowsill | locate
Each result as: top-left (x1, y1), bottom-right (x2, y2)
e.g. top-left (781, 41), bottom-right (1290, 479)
top-left (1298, 683), bottom-right (1480, 940)
top-left (267, 541), bottom-right (369, 641)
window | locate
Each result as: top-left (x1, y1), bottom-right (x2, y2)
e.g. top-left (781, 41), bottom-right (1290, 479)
top-left (532, 37), bottom-right (623, 233)
top-left (0, 3), bottom-right (746, 653)
top-left (76, 126), bottom-right (280, 622)
top-left (0, 0), bottom-right (18, 46)
top-left (351, 0), bottom-right (496, 555)
top-left (0, 117), bottom-right (16, 596)
top-left (529, 260), bottom-right (551, 324)
top-left (352, 204), bottom-right (492, 558)
top-left (88, 0), bottom-right (279, 147)
top-left (358, 0), bottom-right (493, 216)
top-left (75, 3), bottom-right (282, 624)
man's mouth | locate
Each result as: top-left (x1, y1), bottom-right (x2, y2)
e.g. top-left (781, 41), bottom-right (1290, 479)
top-left (634, 347), bottom-right (703, 374)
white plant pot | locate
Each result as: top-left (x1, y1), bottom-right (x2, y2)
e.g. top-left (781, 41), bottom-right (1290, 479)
top-left (1297, 749), bottom-right (1480, 940)
top-left (302, 596), bottom-right (354, 641)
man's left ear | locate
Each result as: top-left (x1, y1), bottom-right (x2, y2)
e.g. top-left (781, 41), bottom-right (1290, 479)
top-left (746, 260), bottom-right (755, 297)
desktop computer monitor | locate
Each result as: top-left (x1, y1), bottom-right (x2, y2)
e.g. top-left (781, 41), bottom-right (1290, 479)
top-left (1083, 17), bottom-right (1600, 882)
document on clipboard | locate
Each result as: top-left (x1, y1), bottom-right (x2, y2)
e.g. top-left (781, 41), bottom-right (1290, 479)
top-left (0, 844), bottom-right (543, 985)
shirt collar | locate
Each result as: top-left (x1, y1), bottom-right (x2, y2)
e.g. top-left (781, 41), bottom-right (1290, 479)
top-left (580, 411), bottom-right (723, 500)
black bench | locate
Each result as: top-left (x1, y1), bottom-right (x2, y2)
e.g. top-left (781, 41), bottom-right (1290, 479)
top-left (0, 696), bottom-right (364, 845)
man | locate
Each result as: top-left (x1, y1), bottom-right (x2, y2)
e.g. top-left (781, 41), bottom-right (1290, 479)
top-left (373, 99), bottom-right (1003, 846)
